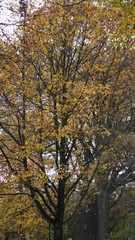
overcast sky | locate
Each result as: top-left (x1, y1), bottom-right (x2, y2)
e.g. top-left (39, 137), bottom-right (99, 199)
top-left (0, 0), bottom-right (44, 36)
top-left (0, 0), bottom-right (17, 35)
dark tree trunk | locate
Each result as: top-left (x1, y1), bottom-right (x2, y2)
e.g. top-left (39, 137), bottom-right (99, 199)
top-left (5, 232), bottom-right (9, 240)
top-left (53, 178), bottom-right (65, 240)
top-left (98, 188), bottom-right (109, 240)
top-left (88, 198), bottom-right (99, 240)
top-left (54, 222), bottom-right (63, 240)
top-left (93, 198), bottom-right (99, 240)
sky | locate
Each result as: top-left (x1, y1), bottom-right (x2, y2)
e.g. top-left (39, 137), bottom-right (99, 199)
top-left (0, 0), bottom-right (44, 36)
top-left (0, 0), bottom-right (17, 35)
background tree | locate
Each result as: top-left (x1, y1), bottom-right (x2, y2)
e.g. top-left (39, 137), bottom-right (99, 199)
top-left (110, 184), bottom-right (135, 240)
top-left (65, 131), bottom-right (135, 240)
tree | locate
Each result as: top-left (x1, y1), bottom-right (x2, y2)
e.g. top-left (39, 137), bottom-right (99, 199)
top-left (0, 192), bottom-right (50, 240)
top-left (96, 133), bottom-right (135, 240)
top-left (110, 184), bottom-right (135, 240)
top-left (65, 131), bottom-right (135, 240)
top-left (0, 1), bottom-right (134, 239)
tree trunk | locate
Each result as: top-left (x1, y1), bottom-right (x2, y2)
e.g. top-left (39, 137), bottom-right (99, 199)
top-left (54, 222), bottom-right (63, 240)
top-left (98, 188), bottom-right (109, 240)
top-left (5, 232), bottom-right (9, 240)
top-left (88, 198), bottom-right (99, 240)
top-left (53, 177), bottom-right (65, 240)
top-left (93, 198), bottom-right (99, 240)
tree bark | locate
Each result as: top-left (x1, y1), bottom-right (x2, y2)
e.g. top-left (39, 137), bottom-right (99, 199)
top-left (88, 198), bottom-right (99, 240)
top-left (98, 188), bottom-right (109, 240)
top-left (54, 222), bottom-right (63, 240)
top-left (93, 198), bottom-right (99, 240)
